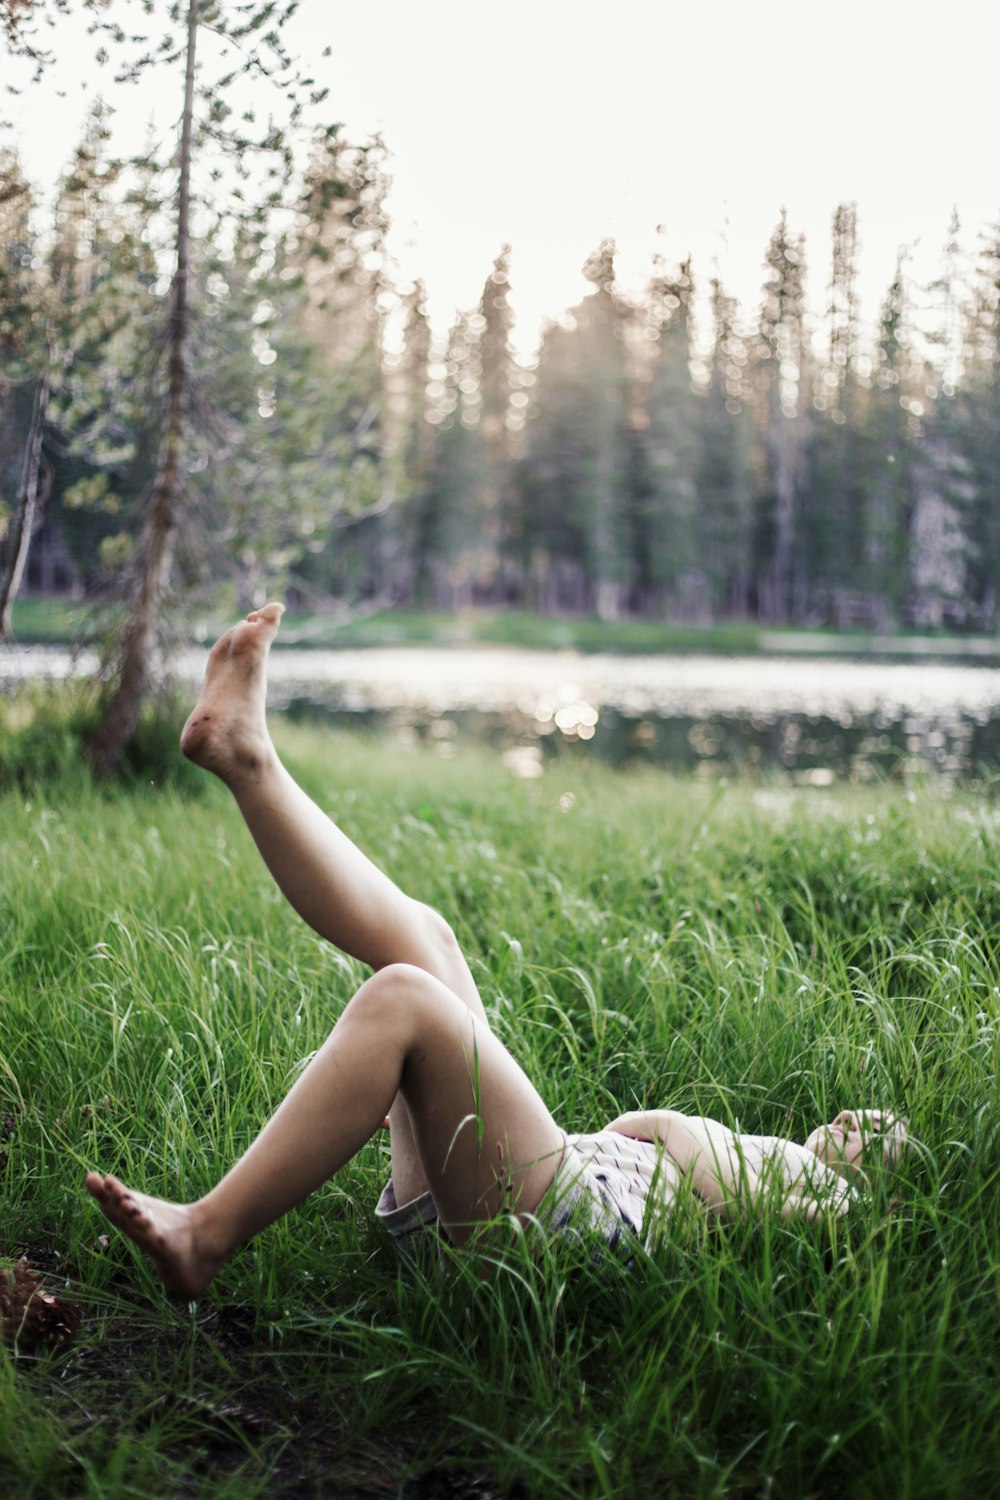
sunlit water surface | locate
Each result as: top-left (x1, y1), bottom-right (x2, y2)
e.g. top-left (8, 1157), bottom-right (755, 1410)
top-left (5, 644), bottom-right (1000, 782)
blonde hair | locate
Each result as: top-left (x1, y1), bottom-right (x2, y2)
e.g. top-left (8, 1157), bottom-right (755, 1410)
top-left (857, 1110), bottom-right (911, 1170)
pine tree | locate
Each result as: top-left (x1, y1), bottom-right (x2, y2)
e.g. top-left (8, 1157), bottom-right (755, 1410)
top-left (0, 106), bottom-right (152, 633)
top-left (406, 246), bottom-right (519, 606)
top-left (751, 211), bottom-right (810, 622)
top-left (957, 225), bottom-right (1000, 626)
top-left (415, 309), bottom-right (489, 607)
top-left (477, 244), bottom-right (517, 596)
top-left (0, 1), bottom-right (327, 772)
top-left (695, 277), bottom-right (753, 615)
top-left (0, 149), bottom-right (48, 635)
top-left (87, 0), bottom-right (201, 774)
top-left (804, 202), bottom-right (868, 623)
top-left (285, 128), bottom-right (396, 600)
top-left (397, 280), bottom-right (437, 604)
top-left (631, 255), bottom-right (702, 614)
top-left (519, 240), bottom-right (631, 616)
top-left (905, 211), bottom-right (968, 628)
top-left (863, 256), bottom-right (921, 627)
top-left (48, 105), bottom-right (160, 583)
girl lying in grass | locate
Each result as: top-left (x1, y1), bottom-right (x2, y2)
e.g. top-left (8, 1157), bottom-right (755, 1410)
top-left (85, 605), bottom-right (909, 1296)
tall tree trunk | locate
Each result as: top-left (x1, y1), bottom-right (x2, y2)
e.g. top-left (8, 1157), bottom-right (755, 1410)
top-left (767, 416), bottom-right (796, 624)
top-left (0, 362), bottom-right (50, 639)
top-left (90, 0), bottom-right (198, 778)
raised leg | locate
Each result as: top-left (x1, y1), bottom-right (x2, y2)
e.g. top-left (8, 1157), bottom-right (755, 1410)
top-left (180, 605), bottom-right (484, 1203)
top-left (180, 605), bottom-right (483, 1011)
top-left (86, 965), bottom-right (564, 1298)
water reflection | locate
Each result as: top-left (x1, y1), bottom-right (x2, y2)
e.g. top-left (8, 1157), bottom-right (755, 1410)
top-left (281, 697), bottom-right (1000, 784)
top-left (261, 646), bottom-right (1000, 782)
top-left (5, 643), bottom-right (1000, 782)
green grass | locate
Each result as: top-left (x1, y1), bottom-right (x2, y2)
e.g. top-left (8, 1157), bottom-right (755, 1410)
top-left (10, 594), bottom-right (1000, 659)
top-left (2, 721), bottom-right (1000, 1496)
top-left (3, 597), bottom-right (106, 644)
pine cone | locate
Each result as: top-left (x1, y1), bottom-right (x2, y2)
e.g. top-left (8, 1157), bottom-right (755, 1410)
top-left (0, 1259), bottom-right (80, 1352)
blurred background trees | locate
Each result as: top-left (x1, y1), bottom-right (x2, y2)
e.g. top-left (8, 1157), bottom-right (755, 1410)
top-left (5, 154), bottom-right (999, 640)
top-left (3, 0), bottom-right (1000, 698)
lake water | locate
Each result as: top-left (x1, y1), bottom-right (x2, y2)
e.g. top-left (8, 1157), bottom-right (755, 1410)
top-left (5, 642), bottom-right (1000, 782)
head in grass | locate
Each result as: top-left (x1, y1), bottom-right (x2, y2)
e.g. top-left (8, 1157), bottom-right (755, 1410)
top-left (804, 1109), bottom-right (910, 1182)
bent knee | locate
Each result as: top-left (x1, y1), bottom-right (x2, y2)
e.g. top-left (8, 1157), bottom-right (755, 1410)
top-left (351, 962), bottom-right (452, 1023)
top-left (344, 964), bottom-right (471, 1055)
top-left (411, 900), bottom-right (465, 968)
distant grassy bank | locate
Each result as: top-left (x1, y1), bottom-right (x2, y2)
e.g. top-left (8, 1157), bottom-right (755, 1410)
top-left (2, 719), bottom-right (999, 1497)
top-left (8, 594), bottom-right (1000, 661)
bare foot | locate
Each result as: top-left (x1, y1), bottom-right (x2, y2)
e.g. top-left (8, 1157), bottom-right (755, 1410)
top-left (180, 603), bottom-right (285, 781)
top-left (85, 1171), bottom-right (225, 1300)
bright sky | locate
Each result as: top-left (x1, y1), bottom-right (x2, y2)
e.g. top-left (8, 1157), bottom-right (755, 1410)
top-left (8, 0), bottom-right (999, 355)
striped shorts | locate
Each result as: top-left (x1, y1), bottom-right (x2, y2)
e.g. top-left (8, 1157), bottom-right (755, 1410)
top-left (375, 1128), bottom-right (680, 1259)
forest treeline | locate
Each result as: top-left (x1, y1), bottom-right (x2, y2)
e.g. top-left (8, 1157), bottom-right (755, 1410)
top-left (3, 106), bottom-right (1000, 633)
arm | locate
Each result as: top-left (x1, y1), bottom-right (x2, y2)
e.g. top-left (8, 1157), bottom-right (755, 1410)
top-left (779, 1183), bottom-right (851, 1220)
top-left (607, 1111), bottom-right (853, 1219)
top-left (606, 1110), bottom-right (747, 1213)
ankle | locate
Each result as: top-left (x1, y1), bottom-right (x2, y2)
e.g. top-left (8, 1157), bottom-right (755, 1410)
top-left (188, 1197), bottom-right (237, 1270)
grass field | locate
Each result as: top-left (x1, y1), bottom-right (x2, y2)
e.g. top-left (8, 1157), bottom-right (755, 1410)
top-left (2, 718), bottom-right (1000, 1497)
top-left (9, 593), bottom-right (1000, 660)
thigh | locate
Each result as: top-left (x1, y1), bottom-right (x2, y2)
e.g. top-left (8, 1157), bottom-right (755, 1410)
top-left (386, 1094), bottom-right (429, 1207)
top-left (395, 976), bottom-right (565, 1244)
